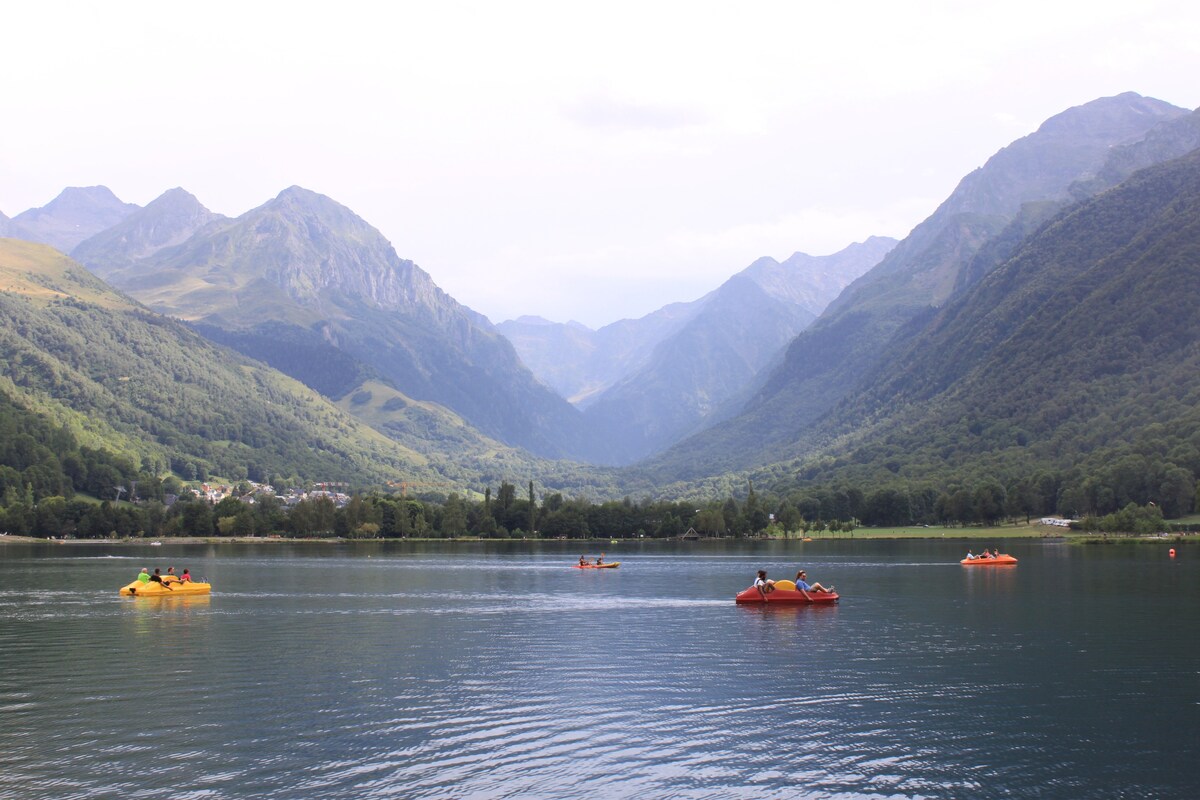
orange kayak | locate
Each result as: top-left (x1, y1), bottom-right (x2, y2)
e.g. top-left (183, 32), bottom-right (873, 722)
top-left (960, 554), bottom-right (1017, 566)
top-left (574, 562), bottom-right (619, 569)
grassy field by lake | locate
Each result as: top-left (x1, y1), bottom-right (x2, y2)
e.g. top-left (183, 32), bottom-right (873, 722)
top-left (781, 521), bottom-right (1061, 540)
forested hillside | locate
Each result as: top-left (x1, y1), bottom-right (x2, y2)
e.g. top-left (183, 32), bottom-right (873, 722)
top-left (662, 148), bottom-right (1200, 523)
top-left (0, 238), bottom-right (447, 494)
top-left (645, 92), bottom-right (1189, 480)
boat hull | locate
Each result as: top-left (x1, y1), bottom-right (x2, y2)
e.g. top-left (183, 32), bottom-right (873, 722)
top-left (734, 587), bottom-right (839, 604)
top-left (960, 555), bottom-right (1018, 566)
top-left (574, 562), bottom-right (620, 569)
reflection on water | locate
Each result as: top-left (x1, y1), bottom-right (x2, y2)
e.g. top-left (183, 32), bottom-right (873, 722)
top-left (0, 540), bottom-right (1196, 798)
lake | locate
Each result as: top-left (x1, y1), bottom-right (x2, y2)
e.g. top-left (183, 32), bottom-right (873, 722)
top-left (1, 538), bottom-right (1196, 799)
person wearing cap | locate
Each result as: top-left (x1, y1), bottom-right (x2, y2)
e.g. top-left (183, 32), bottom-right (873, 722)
top-left (794, 569), bottom-right (834, 593)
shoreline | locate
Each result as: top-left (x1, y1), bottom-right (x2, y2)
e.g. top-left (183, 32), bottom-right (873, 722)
top-left (1, 532), bottom-right (1191, 546)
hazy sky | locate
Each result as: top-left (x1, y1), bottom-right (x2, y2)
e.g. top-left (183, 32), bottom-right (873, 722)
top-left (3, 1), bottom-right (1199, 328)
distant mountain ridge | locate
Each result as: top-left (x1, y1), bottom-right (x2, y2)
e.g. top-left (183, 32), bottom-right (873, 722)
top-left (0, 236), bottom-right (623, 499)
top-left (13, 186), bottom-right (140, 253)
top-left (578, 237), bottom-right (898, 464)
top-left (72, 188), bottom-right (226, 275)
top-left (0, 210), bottom-right (29, 239)
top-left (497, 303), bottom-right (701, 406)
top-left (500, 236), bottom-right (896, 464)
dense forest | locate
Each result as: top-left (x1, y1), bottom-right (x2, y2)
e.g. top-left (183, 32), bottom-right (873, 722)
top-left (4, 388), bottom-right (1194, 540)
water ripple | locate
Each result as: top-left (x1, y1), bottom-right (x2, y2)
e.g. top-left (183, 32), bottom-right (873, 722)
top-left (1, 542), bottom-right (1197, 798)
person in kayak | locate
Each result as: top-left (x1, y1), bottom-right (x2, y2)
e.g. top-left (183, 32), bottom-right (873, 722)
top-left (579, 555), bottom-right (589, 566)
top-left (753, 570), bottom-right (776, 600)
top-left (794, 570), bottom-right (834, 593)
top-left (595, 553), bottom-right (605, 565)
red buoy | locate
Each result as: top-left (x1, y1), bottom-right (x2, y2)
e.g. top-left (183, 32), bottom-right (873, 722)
top-left (1169, 548), bottom-right (1176, 558)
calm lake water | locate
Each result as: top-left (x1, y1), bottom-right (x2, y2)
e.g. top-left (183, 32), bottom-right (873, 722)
top-left (1, 538), bottom-right (1196, 799)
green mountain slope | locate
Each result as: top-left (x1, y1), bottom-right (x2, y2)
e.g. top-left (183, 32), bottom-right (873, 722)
top-left (681, 147), bottom-right (1200, 517)
top-left (0, 238), bottom-right (444, 488)
top-left (644, 92), bottom-right (1189, 480)
top-left (819, 147), bottom-right (1200, 485)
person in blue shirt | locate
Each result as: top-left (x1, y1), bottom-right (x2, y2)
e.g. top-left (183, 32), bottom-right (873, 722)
top-left (794, 569), bottom-right (834, 593)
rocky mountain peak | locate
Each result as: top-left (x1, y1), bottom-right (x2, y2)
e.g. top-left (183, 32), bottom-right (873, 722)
top-left (237, 186), bottom-right (446, 314)
top-left (71, 187), bottom-right (225, 276)
top-left (13, 185), bottom-right (140, 253)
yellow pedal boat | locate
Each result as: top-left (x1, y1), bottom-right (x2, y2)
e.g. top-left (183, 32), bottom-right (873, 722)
top-left (120, 576), bottom-right (211, 596)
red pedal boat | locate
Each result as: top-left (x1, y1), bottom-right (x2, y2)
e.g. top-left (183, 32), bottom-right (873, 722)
top-left (960, 554), bottom-right (1017, 566)
top-left (735, 579), bottom-right (839, 604)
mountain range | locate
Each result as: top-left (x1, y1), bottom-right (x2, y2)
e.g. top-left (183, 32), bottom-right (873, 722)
top-left (734, 142), bottom-right (1200, 520)
top-left (642, 92), bottom-right (1197, 482)
top-left (10, 186), bottom-right (139, 253)
top-left (499, 236), bottom-right (897, 463)
top-left (69, 186), bottom-right (604, 462)
top-left (3, 91), bottom-right (1200, 517)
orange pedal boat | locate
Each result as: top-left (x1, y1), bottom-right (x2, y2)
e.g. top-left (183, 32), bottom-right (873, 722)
top-left (735, 579), bottom-right (839, 604)
top-left (960, 554), bottom-right (1017, 566)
